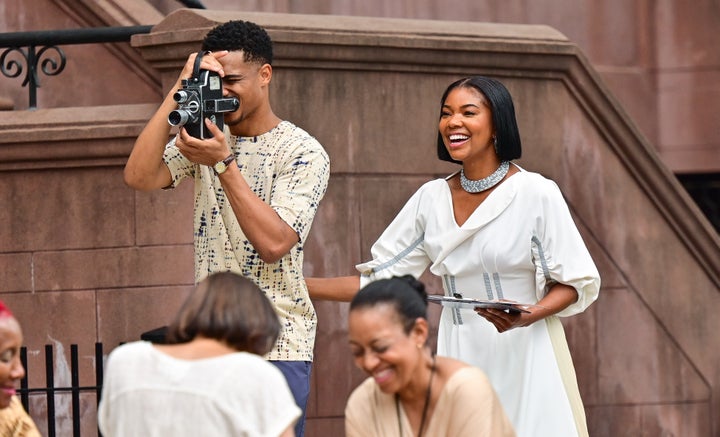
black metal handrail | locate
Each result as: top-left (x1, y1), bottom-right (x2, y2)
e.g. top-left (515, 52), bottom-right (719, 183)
top-left (0, 26), bottom-right (153, 110)
top-left (0, 26), bottom-right (154, 47)
top-left (0, 0), bottom-right (207, 110)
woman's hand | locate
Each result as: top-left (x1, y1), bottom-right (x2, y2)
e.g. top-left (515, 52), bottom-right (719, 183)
top-left (474, 307), bottom-right (532, 333)
top-left (475, 283), bottom-right (579, 333)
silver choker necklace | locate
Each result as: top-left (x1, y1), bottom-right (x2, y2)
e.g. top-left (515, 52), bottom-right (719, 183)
top-left (460, 161), bottom-right (510, 193)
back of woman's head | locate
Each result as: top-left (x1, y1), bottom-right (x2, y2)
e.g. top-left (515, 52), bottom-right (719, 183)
top-left (437, 75), bottom-right (522, 164)
top-left (167, 272), bottom-right (280, 355)
top-left (350, 275), bottom-right (428, 334)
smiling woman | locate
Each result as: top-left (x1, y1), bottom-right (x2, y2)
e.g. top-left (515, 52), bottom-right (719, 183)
top-left (345, 276), bottom-right (515, 437)
top-left (309, 75), bottom-right (600, 437)
top-left (0, 301), bottom-right (41, 437)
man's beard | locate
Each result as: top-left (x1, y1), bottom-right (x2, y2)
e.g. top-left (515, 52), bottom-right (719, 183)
top-left (224, 112), bottom-right (243, 127)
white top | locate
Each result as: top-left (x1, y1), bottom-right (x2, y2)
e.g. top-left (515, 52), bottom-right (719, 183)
top-left (163, 120), bottom-right (330, 361)
top-left (357, 168), bottom-right (600, 437)
top-left (98, 341), bottom-right (301, 437)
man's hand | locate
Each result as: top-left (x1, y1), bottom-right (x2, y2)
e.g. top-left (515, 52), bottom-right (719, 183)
top-left (123, 50), bottom-right (230, 191)
top-left (181, 50), bottom-right (228, 80)
top-left (175, 118), bottom-right (230, 166)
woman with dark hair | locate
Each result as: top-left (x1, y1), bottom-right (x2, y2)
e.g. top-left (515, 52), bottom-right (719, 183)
top-left (98, 272), bottom-right (300, 437)
top-left (309, 76), bottom-right (600, 436)
top-left (345, 276), bottom-right (514, 437)
top-left (0, 301), bottom-right (41, 436)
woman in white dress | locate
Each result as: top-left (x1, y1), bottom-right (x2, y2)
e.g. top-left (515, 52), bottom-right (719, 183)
top-left (308, 76), bottom-right (601, 436)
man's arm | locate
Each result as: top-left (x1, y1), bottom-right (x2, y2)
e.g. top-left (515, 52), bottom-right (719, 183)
top-left (123, 51), bottom-right (228, 191)
top-left (216, 157), bottom-right (301, 264)
top-left (176, 119), bottom-right (322, 264)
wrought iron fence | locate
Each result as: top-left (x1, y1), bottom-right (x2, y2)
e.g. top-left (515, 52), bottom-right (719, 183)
top-left (19, 343), bottom-right (105, 437)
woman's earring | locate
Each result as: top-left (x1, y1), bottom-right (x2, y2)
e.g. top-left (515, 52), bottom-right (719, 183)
top-left (493, 135), bottom-right (498, 154)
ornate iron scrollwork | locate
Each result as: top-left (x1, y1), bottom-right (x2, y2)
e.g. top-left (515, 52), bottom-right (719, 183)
top-left (1, 45), bottom-right (66, 109)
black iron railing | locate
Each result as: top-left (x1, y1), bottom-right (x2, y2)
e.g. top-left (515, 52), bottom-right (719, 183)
top-left (0, 26), bottom-right (153, 110)
top-left (0, 0), bottom-right (207, 110)
top-left (20, 343), bottom-right (105, 437)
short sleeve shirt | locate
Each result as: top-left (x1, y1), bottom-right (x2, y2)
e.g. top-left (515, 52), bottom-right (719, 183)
top-left (163, 121), bottom-right (330, 361)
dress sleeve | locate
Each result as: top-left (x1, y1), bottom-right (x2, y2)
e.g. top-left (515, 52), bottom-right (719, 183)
top-left (532, 179), bottom-right (600, 316)
top-left (269, 138), bottom-right (330, 244)
top-left (355, 186), bottom-right (432, 287)
top-left (442, 367), bottom-right (516, 437)
top-left (162, 138), bottom-right (196, 189)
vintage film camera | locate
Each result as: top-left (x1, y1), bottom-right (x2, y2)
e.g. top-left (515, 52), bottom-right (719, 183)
top-left (168, 51), bottom-right (239, 139)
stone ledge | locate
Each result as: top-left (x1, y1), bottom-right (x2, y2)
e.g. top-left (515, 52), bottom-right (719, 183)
top-left (0, 103), bottom-right (158, 170)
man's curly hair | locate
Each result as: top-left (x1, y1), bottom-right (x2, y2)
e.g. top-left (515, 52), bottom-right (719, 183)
top-left (202, 20), bottom-right (273, 65)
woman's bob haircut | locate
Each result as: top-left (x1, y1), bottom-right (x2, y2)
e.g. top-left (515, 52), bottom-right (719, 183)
top-left (166, 271), bottom-right (280, 356)
top-left (436, 76), bottom-right (522, 164)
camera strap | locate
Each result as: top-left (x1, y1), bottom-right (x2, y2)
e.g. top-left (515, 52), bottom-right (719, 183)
top-left (191, 50), bottom-right (210, 82)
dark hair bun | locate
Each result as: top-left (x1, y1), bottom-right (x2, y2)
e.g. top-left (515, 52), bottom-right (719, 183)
top-left (350, 275), bottom-right (429, 331)
top-left (397, 274), bottom-right (427, 302)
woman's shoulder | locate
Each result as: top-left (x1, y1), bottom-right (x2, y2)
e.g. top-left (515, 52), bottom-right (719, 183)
top-left (394, 177), bottom-right (452, 210)
top-left (435, 355), bottom-right (467, 374)
top-left (415, 176), bottom-right (453, 197)
top-left (103, 342), bottom-right (156, 374)
top-left (511, 166), bottom-right (563, 198)
top-left (513, 165), bottom-right (555, 186)
top-left (220, 351), bottom-right (275, 368)
top-left (107, 341), bottom-right (152, 360)
top-left (0, 397), bottom-right (41, 437)
top-left (346, 376), bottom-right (395, 414)
top-left (213, 353), bottom-right (289, 383)
top-left (437, 357), bottom-right (492, 391)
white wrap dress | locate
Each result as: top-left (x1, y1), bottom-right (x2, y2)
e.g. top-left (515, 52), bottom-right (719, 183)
top-left (357, 167), bottom-right (600, 437)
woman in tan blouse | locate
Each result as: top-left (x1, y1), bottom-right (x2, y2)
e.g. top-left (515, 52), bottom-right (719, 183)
top-left (345, 276), bottom-right (515, 437)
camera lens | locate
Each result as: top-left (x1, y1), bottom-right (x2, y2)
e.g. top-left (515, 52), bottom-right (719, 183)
top-left (173, 91), bottom-right (192, 103)
top-left (168, 110), bottom-right (190, 126)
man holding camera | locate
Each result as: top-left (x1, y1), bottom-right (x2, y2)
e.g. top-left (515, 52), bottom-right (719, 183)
top-left (123, 20), bottom-right (330, 437)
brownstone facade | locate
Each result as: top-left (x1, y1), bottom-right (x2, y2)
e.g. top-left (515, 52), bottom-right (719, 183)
top-left (1, 2), bottom-right (718, 436)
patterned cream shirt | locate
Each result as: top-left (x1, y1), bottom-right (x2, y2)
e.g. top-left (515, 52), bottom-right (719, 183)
top-left (163, 121), bottom-right (330, 361)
